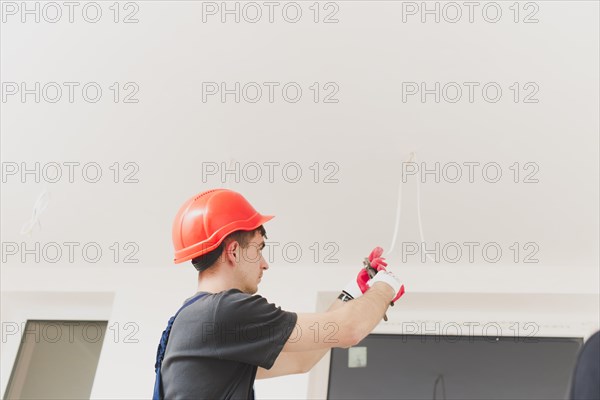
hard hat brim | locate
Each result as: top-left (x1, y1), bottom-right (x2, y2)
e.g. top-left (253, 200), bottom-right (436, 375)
top-left (173, 213), bottom-right (274, 264)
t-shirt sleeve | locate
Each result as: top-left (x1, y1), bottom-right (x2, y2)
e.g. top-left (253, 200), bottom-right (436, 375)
top-left (213, 289), bottom-right (298, 369)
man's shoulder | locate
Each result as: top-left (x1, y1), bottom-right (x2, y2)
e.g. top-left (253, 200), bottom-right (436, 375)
top-left (181, 289), bottom-right (266, 314)
top-left (214, 289), bottom-right (290, 321)
top-left (216, 288), bottom-right (267, 305)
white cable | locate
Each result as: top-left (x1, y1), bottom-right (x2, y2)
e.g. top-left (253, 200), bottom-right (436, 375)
top-left (20, 187), bottom-right (51, 236)
top-left (385, 151), bottom-right (436, 263)
top-left (385, 152), bottom-right (413, 256)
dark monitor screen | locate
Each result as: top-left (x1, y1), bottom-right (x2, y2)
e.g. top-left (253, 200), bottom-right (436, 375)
top-left (328, 334), bottom-right (582, 400)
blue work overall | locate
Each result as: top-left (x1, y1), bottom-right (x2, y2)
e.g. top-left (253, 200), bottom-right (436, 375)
top-left (153, 293), bottom-right (208, 400)
top-left (153, 293), bottom-right (257, 400)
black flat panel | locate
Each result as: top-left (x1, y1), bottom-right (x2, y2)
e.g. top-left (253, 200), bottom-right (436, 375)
top-left (328, 335), bottom-right (582, 400)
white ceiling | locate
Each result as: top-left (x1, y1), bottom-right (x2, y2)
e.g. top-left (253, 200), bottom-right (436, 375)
top-left (1, 2), bottom-right (598, 269)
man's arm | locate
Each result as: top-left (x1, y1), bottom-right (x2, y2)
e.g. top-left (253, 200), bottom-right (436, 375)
top-left (256, 298), bottom-right (346, 379)
top-left (287, 298), bottom-right (346, 372)
top-left (256, 283), bottom-right (395, 379)
top-left (283, 282), bottom-right (394, 352)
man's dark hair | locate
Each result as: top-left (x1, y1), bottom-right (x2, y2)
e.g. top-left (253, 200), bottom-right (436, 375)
top-left (191, 225), bottom-right (267, 272)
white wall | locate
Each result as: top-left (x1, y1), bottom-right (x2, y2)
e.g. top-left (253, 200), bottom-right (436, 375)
top-left (2, 264), bottom-right (598, 399)
top-left (1, 1), bottom-right (599, 399)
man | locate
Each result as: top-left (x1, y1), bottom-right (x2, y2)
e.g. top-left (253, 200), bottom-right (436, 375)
top-left (570, 330), bottom-right (600, 400)
top-left (155, 188), bottom-right (405, 399)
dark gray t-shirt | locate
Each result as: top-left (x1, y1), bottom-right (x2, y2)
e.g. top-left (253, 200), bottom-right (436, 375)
top-left (161, 289), bottom-right (298, 400)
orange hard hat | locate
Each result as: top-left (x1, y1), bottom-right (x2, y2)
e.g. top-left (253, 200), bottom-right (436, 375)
top-left (172, 189), bottom-right (274, 264)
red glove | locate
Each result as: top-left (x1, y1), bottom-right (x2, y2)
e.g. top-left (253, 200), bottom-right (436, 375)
top-left (368, 270), bottom-right (406, 304)
top-left (393, 285), bottom-right (406, 303)
top-left (342, 247), bottom-right (389, 299)
top-left (367, 247), bottom-right (405, 304)
top-left (368, 247), bottom-right (388, 270)
top-left (342, 268), bottom-right (371, 299)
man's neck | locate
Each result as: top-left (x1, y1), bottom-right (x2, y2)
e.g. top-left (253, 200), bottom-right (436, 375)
top-left (197, 275), bottom-right (239, 294)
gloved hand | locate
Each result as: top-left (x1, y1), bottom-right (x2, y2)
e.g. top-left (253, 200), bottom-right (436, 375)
top-left (367, 269), bottom-right (405, 304)
top-left (342, 247), bottom-right (389, 300)
top-left (367, 246), bottom-right (388, 270)
top-left (341, 268), bottom-right (371, 300)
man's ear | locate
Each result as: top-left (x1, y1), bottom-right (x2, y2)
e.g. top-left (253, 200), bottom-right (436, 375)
top-left (224, 240), bottom-right (239, 265)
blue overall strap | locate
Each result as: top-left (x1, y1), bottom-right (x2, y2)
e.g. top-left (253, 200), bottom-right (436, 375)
top-left (153, 293), bottom-right (208, 400)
